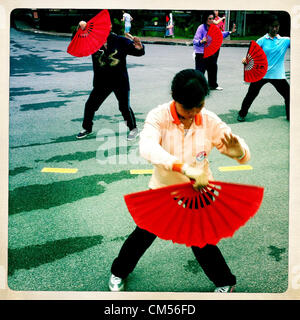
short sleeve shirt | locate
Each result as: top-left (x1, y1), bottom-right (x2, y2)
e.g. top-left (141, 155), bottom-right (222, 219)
top-left (123, 13), bottom-right (132, 26)
top-left (256, 34), bottom-right (290, 79)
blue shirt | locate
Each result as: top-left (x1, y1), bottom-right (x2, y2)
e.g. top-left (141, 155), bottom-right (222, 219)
top-left (256, 34), bottom-right (290, 79)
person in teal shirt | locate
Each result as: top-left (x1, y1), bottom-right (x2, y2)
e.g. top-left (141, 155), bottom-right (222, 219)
top-left (237, 15), bottom-right (290, 121)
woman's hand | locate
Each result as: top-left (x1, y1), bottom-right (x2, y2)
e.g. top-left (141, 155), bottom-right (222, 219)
top-left (183, 165), bottom-right (209, 191)
top-left (221, 132), bottom-right (245, 159)
top-left (242, 58), bottom-right (247, 65)
top-left (231, 23), bottom-right (236, 34)
top-left (78, 21), bottom-right (87, 30)
top-left (133, 36), bottom-right (143, 49)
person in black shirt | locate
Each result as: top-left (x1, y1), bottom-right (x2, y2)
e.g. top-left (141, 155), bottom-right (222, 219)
top-left (75, 22), bottom-right (145, 140)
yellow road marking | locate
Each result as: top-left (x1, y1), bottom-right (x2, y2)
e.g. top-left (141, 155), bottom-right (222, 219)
top-left (41, 167), bottom-right (78, 173)
top-left (130, 169), bottom-right (153, 174)
top-left (218, 165), bottom-right (253, 172)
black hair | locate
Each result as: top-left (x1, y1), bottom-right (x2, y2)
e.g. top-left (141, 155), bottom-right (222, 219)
top-left (267, 14), bottom-right (280, 26)
top-left (171, 69), bottom-right (210, 109)
top-left (202, 11), bottom-right (215, 25)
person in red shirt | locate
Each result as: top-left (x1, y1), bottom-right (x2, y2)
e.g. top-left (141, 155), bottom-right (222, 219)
top-left (212, 10), bottom-right (226, 82)
top-left (213, 10), bottom-right (225, 31)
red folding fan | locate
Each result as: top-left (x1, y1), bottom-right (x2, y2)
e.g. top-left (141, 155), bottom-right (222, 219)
top-left (203, 24), bottom-right (223, 58)
top-left (244, 40), bottom-right (268, 82)
top-left (124, 180), bottom-right (264, 248)
top-left (67, 9), bottom-right (111, 57)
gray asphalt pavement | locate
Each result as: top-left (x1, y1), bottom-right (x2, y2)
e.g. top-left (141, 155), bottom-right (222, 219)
top-left (8, 27), bottom-right (289, 294)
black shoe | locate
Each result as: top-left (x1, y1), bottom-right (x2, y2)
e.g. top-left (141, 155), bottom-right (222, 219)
top-left (76, 130), bottom-right (92, 139)
top-left (237, 114), bottom-right (246, 122)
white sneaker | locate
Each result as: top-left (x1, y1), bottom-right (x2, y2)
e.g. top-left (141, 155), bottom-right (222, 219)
top-left (215, 86), bottom-right (223, 91)
top-left (127, 128), bottom-right (139, 141)
top-left (108, 274), bottom-right (125, 291)
top-left (214, 285), bottom-right (235, 293)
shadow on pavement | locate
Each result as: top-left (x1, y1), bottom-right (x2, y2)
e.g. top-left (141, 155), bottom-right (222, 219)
top-left (8, 235), bottom-right (104, 276)
top-left (34, 145), bottom-right (137, 163)
top-left (9, 166), bottom-right (32, 176)
top-left (71, 113), bottom-right (145, 123)
top-left (9, 171), bottom-right (138, 215)
top-left (10, 130), bottom-right (127, 149)
top-left (218, 105), bottom-right (287, 124)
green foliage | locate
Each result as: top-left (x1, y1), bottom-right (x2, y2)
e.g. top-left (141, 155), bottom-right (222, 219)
top-left (169, 12), bottom-right (202, 39)
top-left (112, 17), bottom-right (123, 34)
top-left (70, 25), bottom-right (76, 33)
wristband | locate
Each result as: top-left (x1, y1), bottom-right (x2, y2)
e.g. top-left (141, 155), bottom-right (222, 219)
top-left (172, 163), bottom-right (189, 174)
top-left (172, 163), bottom-right (183, 173)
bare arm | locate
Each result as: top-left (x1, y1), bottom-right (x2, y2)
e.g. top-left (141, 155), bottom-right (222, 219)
top-left (213, 16), bottom-right (225, 25)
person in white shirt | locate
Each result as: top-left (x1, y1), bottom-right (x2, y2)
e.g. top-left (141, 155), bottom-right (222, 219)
top-left (108, 69), bottom-right (250, 293)
top-left (122, 10), bottom-right (133, 39)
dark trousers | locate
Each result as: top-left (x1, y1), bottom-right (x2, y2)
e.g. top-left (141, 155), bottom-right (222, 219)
top-left (195, 52), bottom-right (219, 89)
top-left (214, 48), bottom-right (220, 61)
top-left (111, 226), bottom-right (236, 287)
top-left (239, 78), bottom-right (290, 120)
top-left (82, 86), bottom-right (137, 132)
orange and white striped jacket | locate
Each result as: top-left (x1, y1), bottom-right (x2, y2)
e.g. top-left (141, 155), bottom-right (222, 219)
top-left (139, 101), bottom-right (250, 189)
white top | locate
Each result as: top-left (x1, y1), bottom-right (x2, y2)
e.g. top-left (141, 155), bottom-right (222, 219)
top-left (139, 101), bottom-right (250, 189)
top-left (123, 13), bottom-right (132, 26)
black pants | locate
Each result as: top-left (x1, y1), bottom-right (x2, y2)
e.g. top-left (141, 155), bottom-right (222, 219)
top-left (238, 78), bottom-right (290, 120)
top-left (111, 226), bottom-right (236, 287)
top-left (82, 86), bottom-right (137, 132)
top-left (195, 52), bottom-right (219, 89)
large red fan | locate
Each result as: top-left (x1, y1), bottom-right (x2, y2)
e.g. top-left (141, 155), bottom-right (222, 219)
top-left (244, 40), bottom-right (268, 82)
top-left (203, 24), bottom-right (223, 58)
top-left (67, 9), bottom-right (111, 57)
top-left (124, 181), bottom-right (264, 248)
